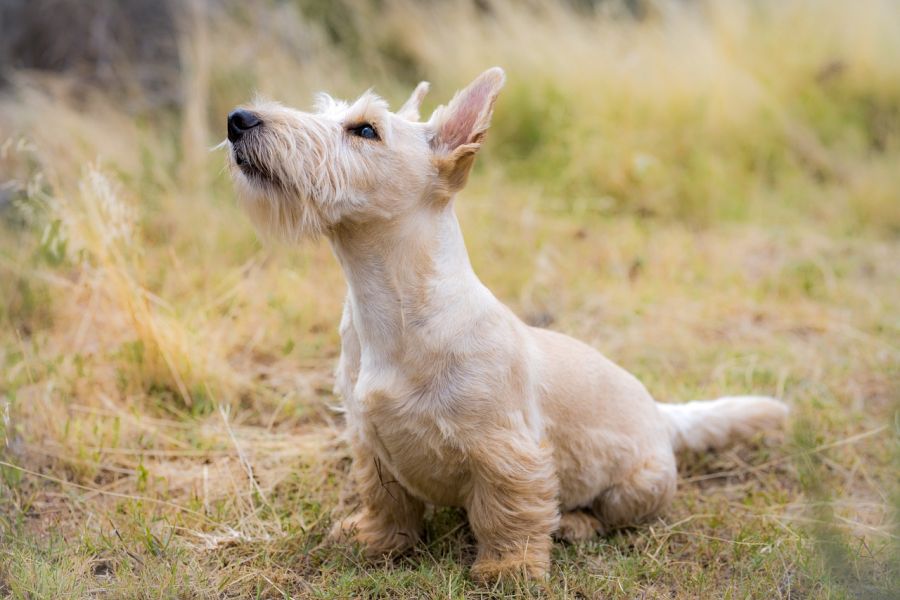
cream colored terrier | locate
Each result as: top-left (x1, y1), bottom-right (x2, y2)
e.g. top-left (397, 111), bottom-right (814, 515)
top-left (225, 67), bottom-right (789, 581)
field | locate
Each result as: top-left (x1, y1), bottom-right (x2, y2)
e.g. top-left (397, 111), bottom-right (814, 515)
top-left (1, 0), bottom-right (898, 597)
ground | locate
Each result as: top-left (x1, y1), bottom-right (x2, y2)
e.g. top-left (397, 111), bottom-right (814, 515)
top-left (1, 1), bottom-right (898, 598)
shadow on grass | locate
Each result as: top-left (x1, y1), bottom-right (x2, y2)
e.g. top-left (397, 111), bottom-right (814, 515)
top-left (791, 403), bottom-right (900, 599)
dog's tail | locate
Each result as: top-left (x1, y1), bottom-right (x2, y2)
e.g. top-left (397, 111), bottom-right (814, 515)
top-left (657, 396), bottom-right (789, 453)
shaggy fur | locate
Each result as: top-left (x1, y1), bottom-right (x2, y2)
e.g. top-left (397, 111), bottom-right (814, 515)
top-left (226, 67), bottom-right (789, 581)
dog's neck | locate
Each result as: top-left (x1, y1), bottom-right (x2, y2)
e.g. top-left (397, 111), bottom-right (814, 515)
top-left (329, 203), bottom-right (490, 364)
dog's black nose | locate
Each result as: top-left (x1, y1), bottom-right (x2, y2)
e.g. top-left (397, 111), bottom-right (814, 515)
top-left (227, 109), bottom-right (262, 143)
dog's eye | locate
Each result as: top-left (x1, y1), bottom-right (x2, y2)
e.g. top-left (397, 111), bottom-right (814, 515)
top-left (349, 123), bottom-right (379, 140)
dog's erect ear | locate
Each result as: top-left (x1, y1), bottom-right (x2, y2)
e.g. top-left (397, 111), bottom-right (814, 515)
top-left (397, 81), bottom-right (430, 121)
top-left (428, 67), bottom-right (505, 193)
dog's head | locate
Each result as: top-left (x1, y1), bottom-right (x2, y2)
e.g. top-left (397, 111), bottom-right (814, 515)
top-left (225, 67), bottom-right (505, 241)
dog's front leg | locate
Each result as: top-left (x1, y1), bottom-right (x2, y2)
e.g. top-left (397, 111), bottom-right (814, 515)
top-left (466, 435), bottom-right (560, 581)
top-left (330, 439), bottom-right (424, 557)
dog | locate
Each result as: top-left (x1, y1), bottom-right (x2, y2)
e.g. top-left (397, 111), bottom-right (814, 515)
top-left (225, 67), bottom-right (789, 581)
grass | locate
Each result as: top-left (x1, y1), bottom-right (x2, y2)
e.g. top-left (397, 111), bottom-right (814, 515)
top-left (1, 0), bottom-right (898, 597)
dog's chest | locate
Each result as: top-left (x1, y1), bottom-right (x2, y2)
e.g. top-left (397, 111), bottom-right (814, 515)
top-left (356, 389), bottom-right (471, 507)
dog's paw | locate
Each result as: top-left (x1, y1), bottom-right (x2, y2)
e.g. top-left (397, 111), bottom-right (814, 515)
top-left (328, 511), bottom-right (416, 557)
top-left (555, 510), bottom-right (603, 543)
top-left (470, 556), bottom-right (549, 583)
top-left (327, 512), bottom-right (362, 543)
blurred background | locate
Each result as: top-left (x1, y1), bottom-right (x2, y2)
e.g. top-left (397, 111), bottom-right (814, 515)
top-left (0, 1), bottom-right (898, 597)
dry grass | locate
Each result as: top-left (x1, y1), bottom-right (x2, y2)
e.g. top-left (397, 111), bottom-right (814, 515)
top-left (1, 0), bottom-right (898, 597)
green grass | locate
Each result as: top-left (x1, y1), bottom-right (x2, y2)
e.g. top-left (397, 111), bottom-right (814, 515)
top-left (1, 0), bottom-right (899, 597)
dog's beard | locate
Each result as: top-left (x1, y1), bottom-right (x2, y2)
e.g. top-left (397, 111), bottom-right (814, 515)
top-left (231, 142), bottom-right (278, 186)
top-left (229, 147), bottom-right (331, 242)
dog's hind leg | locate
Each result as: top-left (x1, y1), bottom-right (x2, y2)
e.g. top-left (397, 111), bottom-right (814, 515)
top-left (558, 451), bottom-right (675, 542)
top-left (592, 451), bottom-right (677, 531)
top-left (330, 440), bottom-right (425, 557)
